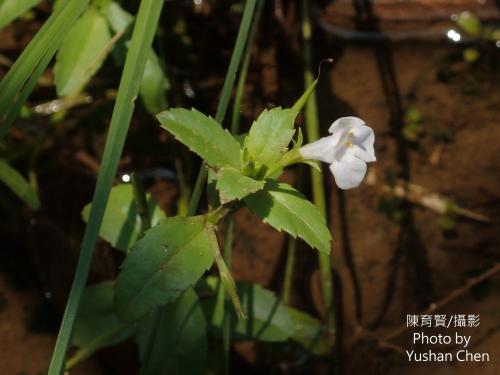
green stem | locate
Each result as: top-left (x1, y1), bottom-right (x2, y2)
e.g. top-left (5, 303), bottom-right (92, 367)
top-left (214, 243), bottom-right (245, 320)
top-left (187, 161), bottom-right (207, 216)
top-left (65, 325), bottom-right (126, 370)
top-left (282, 166), bottom-right (306, 305)
top-left (187, 0), bottom-right (257, 216)
top-left (182, 0), bottom-right (260, 361)
top-left (222, 216), bottom-right (234, 375)
top-left (230, 0), bottom-right (265, 134)
top-left (174, 157), bottom-right (190, 216)
top-left (138, 309), bottom-right (164, 375)
top-left (214, 0), bottom-right (257, 124)
top-left (282, 238), bottom-right (296, 304)
top-left (220, 3), bottom-right (264, 370)
top-left (264, 148), bottom-right (301, 178)
top-left (48, 1), bottom-right (165, 373)
top-left (131, 172), bottom-right (151, 234)
top-left (28, 128), bottom-right (44, 195)
top-left (301, 0), bottom-right (335, 338)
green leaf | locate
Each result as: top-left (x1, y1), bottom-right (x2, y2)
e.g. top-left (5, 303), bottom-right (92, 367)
top-left (456, 11), bottom-right (482, 37)
top-left (233, 133), bottom-right (247, 147)
top-left (212, 245), bottom-right (246, 319)
top-left (72, 282), bottom-right (135, 349)
top-left (206, 168), bottom-right (220, 209)
top-left (216, 166), bottom-right (264, 204)
top-left (0, 159), bottom-right (39, 209)
top-left (157, 108), bottom-right (242, 169)
top-left (136, 288), bottom-right (207, 375)
top-left (244, 107), bottom-right (298, 167)
top-left (244, 181), bottom-right (331, 254)
top-left (81, 184), bottom-right (166, 253)
top-left (198, 277), bottom-right (331, 351)
top-left (291, 78), bottom-right (318, 112)
top-left (54, 7), bottom-right (112, 96)
top-left (114, 216), bottom-right (217, 322)
top-left (52, 0), bottom-right (64, 13)
top-left (199, 277), bottom-right (293, 342)
top-left (105, 2), bottom-right (169, 115)
top-left (287, 307), bottom-right (330, 355)
top-left (105, 1), bottom-right (132, 32)
top-left (140, 51), bottom-right (170, 114)
top-left (0, 0), bottom-right (40, 30)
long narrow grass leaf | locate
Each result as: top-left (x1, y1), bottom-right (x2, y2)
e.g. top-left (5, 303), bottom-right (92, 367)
top-left (48, 0), bottom-right (165, 373)
top-left (0, 159), bottom-right (39, 209)
top-left (0, 31), bottom-right (62, 139)
top-left (0, 0), bottom-right (89, 135)
top-left (0, 0), bottom-right (41, 30)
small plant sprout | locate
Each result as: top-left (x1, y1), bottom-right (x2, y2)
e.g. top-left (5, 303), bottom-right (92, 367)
top-left (299, 116), bottom-right (376, 189)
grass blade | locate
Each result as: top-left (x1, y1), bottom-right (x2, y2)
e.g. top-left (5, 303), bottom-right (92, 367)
top-left (0, 0), bottom-right (89, 137)
top-left (0, 32), bottom-right (62, 139)
top-left (0, 0), bottom-right (41, 30)
top-left (0, 159), bottom-right (39, 209)
top-left (48, 0), bottom-right (165, 373)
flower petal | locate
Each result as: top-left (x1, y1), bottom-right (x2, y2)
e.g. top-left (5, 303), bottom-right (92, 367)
top-left (352, 126), bottom-right (376, 162)
top-left (328, 116), bottom-right (365, 134)
top-left (351, 124), bottom-right (373, 143)
top-left (330, 152), bottom-right (367, 190)
top-left (299, 134), bottom-right (337, 163)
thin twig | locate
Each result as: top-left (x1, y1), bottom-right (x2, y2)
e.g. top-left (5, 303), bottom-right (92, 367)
top-left (84, 28), bottom-right (127, 80)
top-left (74, 151), bottom-right (100, 176)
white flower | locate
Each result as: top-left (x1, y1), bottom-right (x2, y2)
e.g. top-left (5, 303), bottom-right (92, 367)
top-left (299, 117), bottom-right (376, 190)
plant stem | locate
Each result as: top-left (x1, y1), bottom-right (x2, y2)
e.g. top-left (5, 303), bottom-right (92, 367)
top-left (282, 165), bottom-right (306, 305)
top-left (187, 0), bottom-right (257, 216)
top-left (214, 0), bottom-right (257, 124)
top-left (174, 157), bottom-right (190, 216)
top-left (138, 309), bottom-right (164, 375)
top-left (230, 0), bottom-right (265, 135)
top-left (187, 0), bottom-right (258, 346)
top-left (65, 325), bottom-right (126, 370)
top-left (282, 238), bottom-right (296, 304)
top-left (214, 242), bottom-right (246, 320)
top-left (187, 162), bottom-right (208, 216)
top-left (131, 172), bottom-right (151, 234)
top-left (48, 1), bottom-right (165, 373)
top-left (221, 2), bottom-right (265, 371)
top-left (222, 216), bottom-right (234, 375)
top-left (301, 0), bottom-right (335, 338)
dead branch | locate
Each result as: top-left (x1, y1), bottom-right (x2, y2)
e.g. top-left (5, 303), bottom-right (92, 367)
top-left (365, 169), bottom-right (491, 223)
